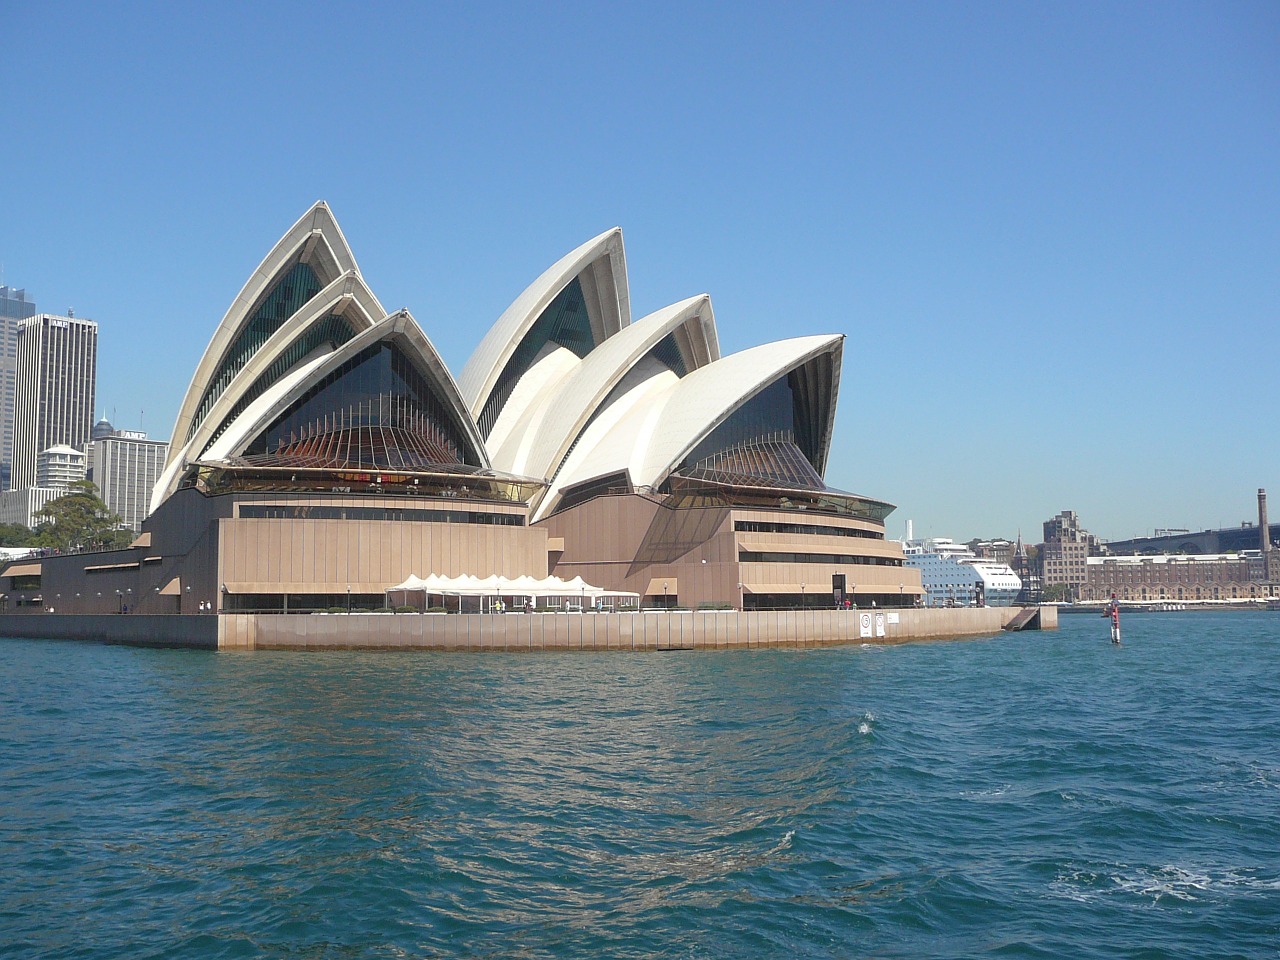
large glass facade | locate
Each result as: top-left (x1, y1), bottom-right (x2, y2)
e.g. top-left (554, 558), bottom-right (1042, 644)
top-left (204, 313), bottom-right (355, 452)
top-left (739, 550), bottom-right (901, 567)
top-left (681, 378), bottom-right (799, 467)
top-left (245, 341), bottom-right (482, 468)
top-left (672, 354), bottom-right (835, 491)
top-left (734, 519), bottom-right (884, 541)
top-left (239, 504), bottom-right (522, 525)
top-left (189, 261), bottom-right (323, 440)
top-left (478, 277), bottom-right (596, 437)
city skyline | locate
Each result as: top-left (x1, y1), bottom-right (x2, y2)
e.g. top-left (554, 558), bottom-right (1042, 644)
top-left (3, 3), bottom-right (1276, 542)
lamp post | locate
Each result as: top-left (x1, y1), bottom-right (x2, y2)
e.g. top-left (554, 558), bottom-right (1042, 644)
top-left (347, 584), bottom-right (351, 614)
top-left (800, 581), bottom-right (806, 610)
top-left (663, 581), bottom-right (669, 609)
top-left (116, 589), bottom-right (123, 614)
top-left (738, 581), bottom-right (744, 611)
top-left (899, 582), bottom-right (904, 607)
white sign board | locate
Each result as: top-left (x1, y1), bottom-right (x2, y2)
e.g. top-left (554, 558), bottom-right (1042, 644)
top-left (859, 612), bottom-right (873, 638)
top-left (887, 612), bottom-right (900, 625)
top-left (875, 613), bottom-right (886, 637)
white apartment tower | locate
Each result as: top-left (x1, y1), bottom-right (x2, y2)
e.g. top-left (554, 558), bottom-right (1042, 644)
top-left (11, 313), bottom-right (97, 491)
top-left (35, 444), bottom-right (87, 488)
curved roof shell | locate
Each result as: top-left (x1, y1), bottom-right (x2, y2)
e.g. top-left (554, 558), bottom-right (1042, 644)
top-left (150, 207), bottom-right (868, 524)
top-left (198, 309), bottom-right (488, 470)
top-left (152, 271), bottom-right (387, 510)
top-left (539, 334), bottom-right (843, 518)
top-left (164, 202), bottom-right (367, 468)
top-left (457, 228), bottom-right (631, 437)
top-left (491, 294), bottom-right (719, 485)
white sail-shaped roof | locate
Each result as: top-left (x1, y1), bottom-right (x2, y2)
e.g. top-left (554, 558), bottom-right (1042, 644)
top-left (150, 207), bottom-right (858, 524)
top-left (490, 294), bottom-right (719, 483)
top-left (152, 271), bottom-right (387, 509)
top-left (164, 202), bottom-right (364, 468)
top-left (634, 334), bottom-right (841, 487)
top-left (198, 309), bottom-right (489, 469)
top-left (536, 335), bottom-right (842, 519)
top-left (458, 227), bottom-right (631, 436)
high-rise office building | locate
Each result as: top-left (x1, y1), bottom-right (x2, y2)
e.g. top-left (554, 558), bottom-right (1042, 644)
top-left (0, 286), bottom-right (37, 490)
top-left (11, 313), bottom-right (97, 491)
top-left (87, 422), bottom-right (168, 531)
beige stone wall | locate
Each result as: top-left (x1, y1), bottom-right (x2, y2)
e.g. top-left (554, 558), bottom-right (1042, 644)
top-left (538, 493), bottom-right (922, 607)
top-left (228, 605), bottom-right (1054, 650)
top-left (217, 516), bottom-right (547, 594)
top-left (7, 488), bottom-right (926, 618)
top-left (2, 488), bottom-right (547, 616)
top-left (0, 606), bottom-right (1056, 650)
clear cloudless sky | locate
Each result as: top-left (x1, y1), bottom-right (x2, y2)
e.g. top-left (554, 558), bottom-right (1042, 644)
top-left (3, 1), bottom-right (1277, 543)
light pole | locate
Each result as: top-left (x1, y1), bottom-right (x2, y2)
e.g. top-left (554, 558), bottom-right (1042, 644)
top-left (800, 581), bottom-right (806, 609)
top-left (116, 589), bottom-right (123, 614)
top-left (899, 582), bottom-right (903, 607)
top-left (663, 581), bottom-right (669, 609)
top-left (347, 584), bottom-right (351, 613)
top-left (738, 581), bottom-right (744, 611)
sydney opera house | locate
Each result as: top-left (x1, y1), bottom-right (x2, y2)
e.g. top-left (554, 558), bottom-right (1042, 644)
top-left (3, 203), bottom-right (922, 615)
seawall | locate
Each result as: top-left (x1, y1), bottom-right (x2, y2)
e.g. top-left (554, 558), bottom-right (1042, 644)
top-left (0, 606), bottom-right (1055, 651)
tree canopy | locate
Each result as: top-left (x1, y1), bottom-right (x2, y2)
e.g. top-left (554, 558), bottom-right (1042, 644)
top-left (33, 480), bottom-right (133, 553)
top-left (0, 522), bottom-right (36, 547)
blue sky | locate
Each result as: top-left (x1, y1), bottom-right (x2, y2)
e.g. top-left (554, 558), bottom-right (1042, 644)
top-left (3, 2), bottom-right (1277, 542)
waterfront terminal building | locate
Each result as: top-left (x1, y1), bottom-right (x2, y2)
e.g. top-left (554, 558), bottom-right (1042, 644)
top-left (1, 203), bottom-right (921, 616)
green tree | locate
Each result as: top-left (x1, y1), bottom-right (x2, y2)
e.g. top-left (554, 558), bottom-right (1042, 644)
top-left (33, 481), bottom-right (133, 553)
top-left (0, 522), bottom-right (36, 547)
top-left (1041, 583), bottom-right (1071, 603)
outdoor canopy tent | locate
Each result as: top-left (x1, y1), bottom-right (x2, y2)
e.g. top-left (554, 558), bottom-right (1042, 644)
top-left (386, 573), bottom-right (639, 609)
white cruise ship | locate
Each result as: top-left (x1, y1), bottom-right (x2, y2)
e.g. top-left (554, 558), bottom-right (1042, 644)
top-left (902, 538), bottom-right (1022, 606)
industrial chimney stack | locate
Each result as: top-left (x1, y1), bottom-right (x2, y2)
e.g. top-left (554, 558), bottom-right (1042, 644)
top-left (1260, 489), bottom-right (1270, 553)
top-left (1254, 488), bottom-right (1274, 586)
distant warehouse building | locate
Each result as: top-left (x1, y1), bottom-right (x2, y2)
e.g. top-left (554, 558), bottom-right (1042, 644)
top-left (1081, 554), bottom-right (1268, 603)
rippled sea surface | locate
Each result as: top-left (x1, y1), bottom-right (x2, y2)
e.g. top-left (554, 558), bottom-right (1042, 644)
top-left (2, 612), bottom-right (1278, 958)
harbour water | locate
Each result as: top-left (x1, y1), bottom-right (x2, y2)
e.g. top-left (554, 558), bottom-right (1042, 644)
top-left (2, 612), bottom-right (1277, 958)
